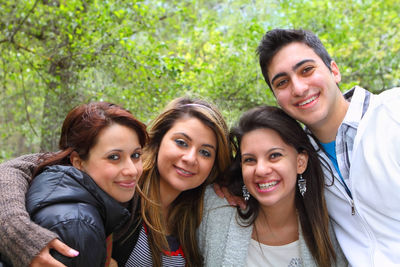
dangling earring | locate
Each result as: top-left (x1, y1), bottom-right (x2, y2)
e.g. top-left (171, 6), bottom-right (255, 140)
top-left (242, 184), bottom-right (250, 201)
top-left (298, 174), bottom-right (307, 197)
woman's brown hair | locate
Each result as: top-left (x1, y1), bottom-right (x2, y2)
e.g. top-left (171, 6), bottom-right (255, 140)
top-left (226, 105), bottom-right (336, 267)
top-left (139, 97), bottom-right (231, 267)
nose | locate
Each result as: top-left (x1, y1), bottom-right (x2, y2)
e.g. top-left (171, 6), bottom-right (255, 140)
top-left (182, 147), bottom-right (197, 165)
top-left (254, 160), bottom-right (272, 177)
top-left (122, 158), bottom-right (139, 178)
top-left (291, 76), bottom-right (308, 96)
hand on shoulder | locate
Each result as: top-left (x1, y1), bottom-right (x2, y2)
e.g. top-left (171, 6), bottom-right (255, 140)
top-left (29, 239), bottom-right (78, 267)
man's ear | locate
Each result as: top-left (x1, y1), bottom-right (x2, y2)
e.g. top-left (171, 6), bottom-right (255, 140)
top-left (70, 151), bottom-right (83, 171)
top-left (330, 60), bottom-right (341, 84)
top-left (297, 151), bottom-right (309, 174)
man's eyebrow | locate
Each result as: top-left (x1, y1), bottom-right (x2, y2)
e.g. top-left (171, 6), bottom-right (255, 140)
top-left (292, 59), bottom-right (316, 71)
top-left (271, 72), bottom-right (286, 86)
top-left (270, 59), bottom-right (316, 86)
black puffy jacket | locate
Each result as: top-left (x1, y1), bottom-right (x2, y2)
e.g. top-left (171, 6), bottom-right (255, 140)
top-left (26, 165), bottom-right (131, 267)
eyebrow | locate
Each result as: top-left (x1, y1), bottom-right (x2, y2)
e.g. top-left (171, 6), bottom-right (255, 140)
top-left (270, 59), bottom-right (316, 86)
top-left (107, 146), bottom-right (142, 153)
top-left (175, 132), bottom-right (216, 151)
top-left (241, 147), bottom-right (284, 157)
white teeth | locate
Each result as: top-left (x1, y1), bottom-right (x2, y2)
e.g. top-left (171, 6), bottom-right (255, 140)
top-left (299, 95), bottom-right (317, 106)
top-left (258, 181), bottom-right (278, 189)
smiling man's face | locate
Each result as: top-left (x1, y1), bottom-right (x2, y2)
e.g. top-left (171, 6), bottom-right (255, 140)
top-left (267, 42), bottom-right (343, 133)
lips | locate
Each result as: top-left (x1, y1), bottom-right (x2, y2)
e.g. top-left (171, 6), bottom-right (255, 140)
top-left (175, 165), bottom-right (195, 177)
top-left (296, 93), bottom-right (319, 107)
top-left (116, 180), bottom-right (136, 188)
top-left (256, 180), bottom-right (279, 192)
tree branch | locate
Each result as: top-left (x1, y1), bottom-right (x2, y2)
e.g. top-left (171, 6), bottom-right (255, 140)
top-left (9, 0), bottom-right (41, 42)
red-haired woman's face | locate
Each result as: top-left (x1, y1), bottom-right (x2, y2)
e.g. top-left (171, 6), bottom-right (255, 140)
top-left (72, 123), bottom-right (143, 202)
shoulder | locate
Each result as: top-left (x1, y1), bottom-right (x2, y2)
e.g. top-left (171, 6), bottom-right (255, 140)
top-left (33, 202), bottom-right (105, 233)
top-left (204, 185), bottom-right (231, 208)
top-left (356, 87), bottom-right (400, 140)
top-left (51, 211), bottom-right (107, 267)
top-left (27, 166), bottom-right (87, 212)
top-left (201, 185), bottom-right (236, 232)
top-left (375, 87), bottom-right (400, 121)
top-left (199, 185), bottom-right (252, 266)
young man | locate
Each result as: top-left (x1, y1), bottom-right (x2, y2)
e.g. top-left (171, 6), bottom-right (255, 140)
top-left (257, 28), bottom-right (400, 267)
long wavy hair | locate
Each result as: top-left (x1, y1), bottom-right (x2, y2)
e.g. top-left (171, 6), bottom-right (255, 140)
top-left (139, 97), bottom-right (231, 267)
top-left (225, 106), bottom-right (336, 267)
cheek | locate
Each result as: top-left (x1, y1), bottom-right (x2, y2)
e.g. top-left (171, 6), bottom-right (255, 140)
top-left (157, 141), bottom-right (172, 164)
top-left (275, 91), bottom-right (290, 107)
top-left (89, 169), bottom-right (112, 192)
top-left (241, 167), bottom-right (252, 184)
top-left (136, 162), bottom-right (144, 178)
top-left (198, 158), bottom-right (216, 183)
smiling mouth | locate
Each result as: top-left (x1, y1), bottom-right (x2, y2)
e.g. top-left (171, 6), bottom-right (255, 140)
top-left (117, 181), bottom-right (136, 188)
top-left (297, 94), bottom-right (319, 107)
top-left (258, 181), bottom-right (278, 190)
top-left (175, 166), bottom-right (195, 176)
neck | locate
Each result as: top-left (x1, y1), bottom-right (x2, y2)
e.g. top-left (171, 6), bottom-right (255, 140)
top-left (311, 94), bottom-right (350, 143)
top-left (253, 196), bottom-right (299, 246)
top-left (158, 180), bottom-right (181, 218)
top-left (258, 199), bottom-right (297, 229)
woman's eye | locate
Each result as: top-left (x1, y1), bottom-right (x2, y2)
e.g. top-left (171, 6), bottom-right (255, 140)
top-left (175, 139), bottom-right (188, 147)
top-left (242, 157), bottom-right (255, 164)
top-left (108, 154), bottom-right (120, 160)
top-left (270, 152), bottom-right (282, 159)
top-left (199, 149), bottom-right (212, 158)
top-left (131, 152), bottom-right (142, 159)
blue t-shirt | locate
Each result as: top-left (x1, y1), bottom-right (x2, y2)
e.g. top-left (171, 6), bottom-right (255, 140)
top-left (320, 141), bottom-right (352, 198)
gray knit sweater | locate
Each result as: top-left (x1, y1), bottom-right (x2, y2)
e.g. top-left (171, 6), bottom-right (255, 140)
top-left (197, 186), bottom-right (347, 267)
top-left (0, 154), bottom-right (58, 267)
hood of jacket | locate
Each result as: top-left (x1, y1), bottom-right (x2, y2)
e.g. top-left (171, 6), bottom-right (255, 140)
top-left (26, 165), bottom-right (130, 236)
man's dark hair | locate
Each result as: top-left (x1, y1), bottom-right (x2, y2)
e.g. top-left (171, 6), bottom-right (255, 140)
top-left (257, 29), bottom-right (333, 89)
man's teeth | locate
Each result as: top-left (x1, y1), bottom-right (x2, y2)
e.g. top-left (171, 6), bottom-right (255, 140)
top-left (258, 181), bottom-right (278, 190)
top-left (299, 95), bottom-right (317, 106)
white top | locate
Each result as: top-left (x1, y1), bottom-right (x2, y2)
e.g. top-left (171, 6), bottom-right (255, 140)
top-left (246, 239), bottom-right (302, 267)
top-left (314, 86), bottom-right (400, 267)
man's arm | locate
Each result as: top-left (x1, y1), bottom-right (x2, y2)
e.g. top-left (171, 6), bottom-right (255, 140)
top-left (0, 154), bottom-right (60, 266)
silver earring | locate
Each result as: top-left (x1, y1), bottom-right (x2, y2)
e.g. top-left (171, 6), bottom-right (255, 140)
top-left (298, 174), bottom-right (306, 197)
top-left (242, 184), bottom-right (250, 201)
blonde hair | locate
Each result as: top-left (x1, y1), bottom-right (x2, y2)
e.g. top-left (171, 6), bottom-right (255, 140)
top-left (139, 97), bottom-right (231, 266)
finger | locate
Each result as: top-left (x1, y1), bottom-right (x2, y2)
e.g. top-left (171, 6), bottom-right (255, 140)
top-left (221, 186), bottom-right (237, 206)
top-left (30, 252), bottom-right (67, 267)
top-left (109, 258), bottom-right (118, 267)
top-left (234, 196), bottom-right (247, 210)
top-left (49, 239), bottom-right (79, 257)
top-left (213, 183), bottom-right (225, 198)
top-left (38, 255), bottom-right (68, 267)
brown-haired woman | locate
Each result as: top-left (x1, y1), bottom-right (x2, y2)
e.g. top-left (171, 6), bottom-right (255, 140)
top-left (198, 106), bottom-right (347, 266)
top-left (112, 97), bottom-right (231, 266)
top-left (0, 102), bottom-right (148, 267)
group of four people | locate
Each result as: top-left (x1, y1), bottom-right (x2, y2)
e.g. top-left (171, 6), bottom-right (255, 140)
top-left (0, 28), bottom-right (399, 267)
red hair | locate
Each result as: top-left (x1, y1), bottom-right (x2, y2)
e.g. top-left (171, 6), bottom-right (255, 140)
top-left (34, 102), bottom-right (148, 176)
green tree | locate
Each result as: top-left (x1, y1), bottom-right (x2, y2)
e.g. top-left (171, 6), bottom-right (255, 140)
top-left (1, 0), bottom-right (400, 161)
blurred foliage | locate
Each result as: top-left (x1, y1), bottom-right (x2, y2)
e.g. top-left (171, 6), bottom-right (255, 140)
top-left (1, 0), bottom-right (399, 161)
